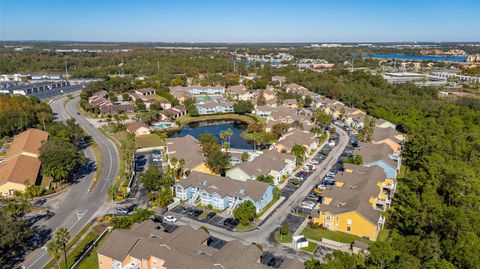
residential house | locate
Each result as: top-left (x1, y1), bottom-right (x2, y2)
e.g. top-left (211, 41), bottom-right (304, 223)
top-left (175, 171), bottom-right (274, 213)
top-left (0, 129), bottom-right (49, 197)
top-left (89, 90), bottom-right (134, 114)
top-left (227, 85), bottom-right (254, 101)
top-left (169, 86), bottom-right (226, 104)
top-left (375, 119), bottom-right (396, 129)
top-left (98, 220), bottom-right (303, 269)
top-left (162, 106), bottom-right (187, 119)
top-left (282, 99), bottom-right (298, 109)
top-left (226, 149), bottom-right (295, 185)
top-left (311, 165), bottom-right (390, 241)
top-left (371, 127), bottom-right (404, 153)
top-left (255, 106), bottom-right (313, 132)
top-left (271, 76), bottom-right (286, 85)
top-left (135, 87), bottom-right (155, 96)
top-left (274, 129), bottom-right (318, 153)
top-left (126, 122), bottom-right (151, 136)
top-left (195, 101), bottom-right (234, 115)
top-left (353, 142), bottom-right (401, 179)
top-left (164, 135), bottom-right (207, 173)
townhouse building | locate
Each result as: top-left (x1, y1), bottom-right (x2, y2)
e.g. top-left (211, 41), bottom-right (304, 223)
top-left (175, 171), bottom-right (275, 213)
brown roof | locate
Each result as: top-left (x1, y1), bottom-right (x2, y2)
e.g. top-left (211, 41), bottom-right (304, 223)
top-left (234, 149), bottom-right (295, 177)
top-left (372, 127), bottom-right (402, 143)
top-left (315, 165), bottom-right (385, 224)
top-left (126, 122), bottom-right (149, 132)
top-left (277, 129), bottom-right (316, 150)
top-left (166, 135), bottom-right (205, 169)
top-left (353, 142), bottom-right (398, 168)
top-left (0, 154), bottom-right (41, 185)
top-left (228, 85), bottom-right (249, 95)
top-left (5, 128), bottom-right (49, 158)
top-left (98, 220), bottom-right (297, 269)
top-left (178, 171), bottom-right (270, 201)
top-left (135, 87), bottom-right (155, 94)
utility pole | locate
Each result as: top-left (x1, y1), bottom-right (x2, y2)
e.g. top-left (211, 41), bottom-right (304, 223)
top-left (351, 56), bottom-right (354, 72)
top-left (64, 60), bottom-right (69, 81)
top-left (157, 60), bottom-right (160, 71)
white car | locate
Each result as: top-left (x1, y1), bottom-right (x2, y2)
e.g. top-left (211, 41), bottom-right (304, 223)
top-left (163, 215), bottom-right (177, 223)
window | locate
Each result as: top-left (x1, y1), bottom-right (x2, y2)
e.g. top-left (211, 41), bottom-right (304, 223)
top-left (336, 216), bottom-right (339, 221)
top-left (347, 227), bottom-right (351, 231)
top-left (347, 219), bottom-right (352, 225)
top-left (326, 215), bottom-right (332, 220)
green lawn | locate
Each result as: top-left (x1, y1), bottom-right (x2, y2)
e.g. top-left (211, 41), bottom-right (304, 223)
top-left (377, 228), bottom-right (390, 242)
top-left (301, 242), bottom-right (318, 253)
top-left (75, 232), bottom-right (111, 269)
top-left (235, 223), bottom-right (255, 232)
top-left (274, 231), bottom-right (293, 243)
top-left (176, 113), bottom-right (257, 126)
top-left (135, 133), bottom-right (164, 148)
top-left (302, 226), bottom-right (372, 244)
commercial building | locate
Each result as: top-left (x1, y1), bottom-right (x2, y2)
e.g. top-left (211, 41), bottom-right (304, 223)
top-left (2, 81), bottom-right (69, 96)
top-left (0, 129), bottom-right (49, 197)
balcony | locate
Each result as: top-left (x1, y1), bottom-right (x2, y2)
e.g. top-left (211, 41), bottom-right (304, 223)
top-left (123, 261), bottom-right (140, 269)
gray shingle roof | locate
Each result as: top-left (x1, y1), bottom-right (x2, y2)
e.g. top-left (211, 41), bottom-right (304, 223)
top-left (234, 149), bottom-right (295, 177)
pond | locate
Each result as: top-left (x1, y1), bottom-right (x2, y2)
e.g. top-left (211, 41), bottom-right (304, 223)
top-left (170, 120), bottom-right (253, 150)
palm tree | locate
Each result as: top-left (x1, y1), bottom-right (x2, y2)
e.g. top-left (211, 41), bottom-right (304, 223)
top-left (219, 130), bottom-right (228, 147)
top-left (46, 239), bottom-right (62, 269)
top-left (178, 159), bottom-right (186, 178)
top-left (225, 128), bottom-right (233, 144)
top-left (55, 227), bottom-right (70, 269)
top-left (156, 132), bottom-right (168, 147)
top-left (108, 183), bottom-right (120, 216)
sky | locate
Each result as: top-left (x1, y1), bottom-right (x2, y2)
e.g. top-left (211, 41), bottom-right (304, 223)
top-left (1, 0), bottom-right (479, 42)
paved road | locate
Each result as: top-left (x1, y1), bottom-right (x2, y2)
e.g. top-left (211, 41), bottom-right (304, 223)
top-left (172, 127), bottom-right (350, 261)
top-left (21, 95), bottom-right (119, 269)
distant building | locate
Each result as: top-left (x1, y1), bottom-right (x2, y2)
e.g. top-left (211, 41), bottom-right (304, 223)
top-left (29, 74), bottom-right (62, 80)
top-left (3, 81), bottom-right (69, 96)
top-left (134, 87), bottom-right (156, 96)
top-left (195, 101), bottom-right (234, 115)
top-left (0, 129), bottom-right (49, 197)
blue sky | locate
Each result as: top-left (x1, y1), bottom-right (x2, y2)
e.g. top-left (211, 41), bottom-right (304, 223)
top-left (1, 0), bottom-right (479, 42)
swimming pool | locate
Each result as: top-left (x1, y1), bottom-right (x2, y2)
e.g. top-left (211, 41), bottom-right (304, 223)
top-left (151, 122), bottom-right (176, 129)
top-left (195, 95), bottom-right (211, 102)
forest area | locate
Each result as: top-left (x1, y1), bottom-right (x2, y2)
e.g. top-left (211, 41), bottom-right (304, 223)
top-left (283, 69), bottom-right (480, 269)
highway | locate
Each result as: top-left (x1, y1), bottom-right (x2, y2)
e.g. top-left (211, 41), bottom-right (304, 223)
top-left (172, 126), bottom-right (350, 260)
top-left (21, 95), bottom-right (119, 269)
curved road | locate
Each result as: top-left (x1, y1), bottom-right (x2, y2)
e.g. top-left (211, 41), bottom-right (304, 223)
top-left (174, 127), bottom-right (350, 260)
top-left (22, 95), bottom-right (119, 269)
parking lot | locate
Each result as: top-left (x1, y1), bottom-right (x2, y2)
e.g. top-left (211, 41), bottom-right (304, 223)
top-left (170, 205), bottom-right (242, 231)
top-left (280, 214), bottom-right (306, 234)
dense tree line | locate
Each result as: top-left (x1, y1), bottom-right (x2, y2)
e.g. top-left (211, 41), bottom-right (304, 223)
top-left (0, 95), bottom-right (53, 137)
top-left (285, 69), bottom-right (480, 268)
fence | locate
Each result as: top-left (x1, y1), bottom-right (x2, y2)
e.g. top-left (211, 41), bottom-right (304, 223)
top-left (69, 226), bottom-right (112, 269)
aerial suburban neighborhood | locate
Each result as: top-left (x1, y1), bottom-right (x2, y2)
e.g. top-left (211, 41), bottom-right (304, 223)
top-left (0, 1), bottom-right (479, 269)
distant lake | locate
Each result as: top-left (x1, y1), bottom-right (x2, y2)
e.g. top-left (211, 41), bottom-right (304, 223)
top-left (353, 53), bottom-right (467, 62)
top-left (170, 120), bottom-right (253, 149)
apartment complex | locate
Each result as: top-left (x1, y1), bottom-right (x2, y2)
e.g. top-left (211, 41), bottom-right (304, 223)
top-left (0, 128), bottom-right (49, 196)
top-left (175, 171), bottom-right (274, 213)
top-left (98, 221), bottom-right (303, 269)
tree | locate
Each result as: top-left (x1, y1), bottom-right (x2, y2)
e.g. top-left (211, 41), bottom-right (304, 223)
top-left (54, 227), bottom-right (70, 269)
top-left (291, 144), bottom-right (308, 163)
top-left (233, 201), bottom-right (256, 225)
top-left (156, 187), bottom-right (173, 208)
top-left (233, 100), bottom-right (254, 114)
top-left (39, 140), bottom-right (85, 186)
top-left (0, 201), bottom-right (32, 268)
top-left (199, 132), bottom-right (220, 157)
top-left (257, 90), bottom-right (267, 106)
top-left (280, 223), bottom-right (289, 239)
top-left (206, 149), bottom-right (231, 174)
top-left (257, 174), bottom-right (274, 184)
top-left (139, 166), bottom-right (166, 191)
top-left (271, 123), bottom-right (290, 139)
top-left (241, 152), bottom-right (249, 162)
top-left (46, 239), bottom-right (62, 269)
top-left (312, 108), bottom-right (332, 127)
top-left (184, 97), bottom-right (198, 116)
top-left (304, 95), bottom-right (313, 107)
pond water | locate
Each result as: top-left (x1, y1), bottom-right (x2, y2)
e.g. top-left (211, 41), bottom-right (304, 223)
top-left (170, 120), bottom-right (253, 149)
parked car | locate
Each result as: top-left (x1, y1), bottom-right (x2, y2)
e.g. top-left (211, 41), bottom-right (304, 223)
top-left (301, 200), bottom-right (316, 210)
top-left (163, 215), bottom-right (177, 223)
top-left (205, 212), bottom-right (217, 220)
